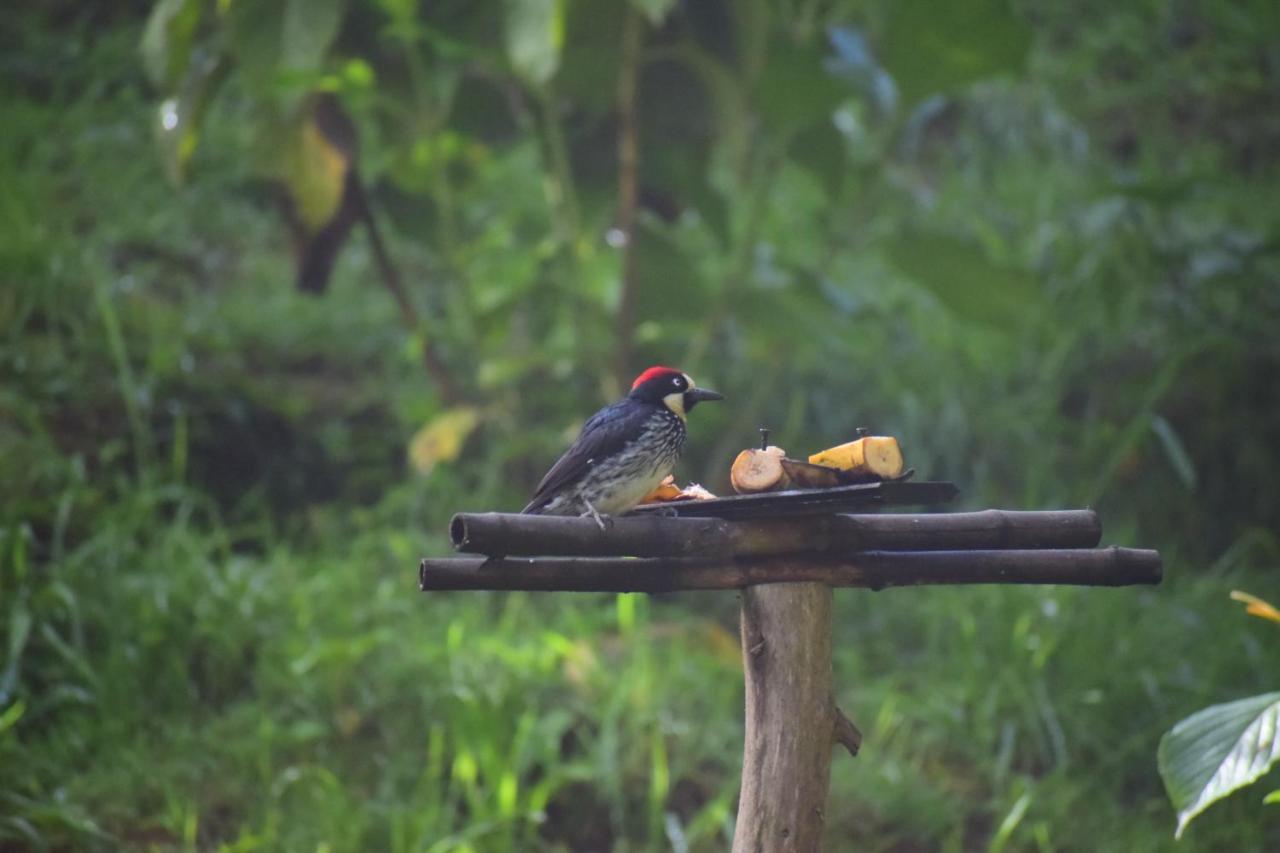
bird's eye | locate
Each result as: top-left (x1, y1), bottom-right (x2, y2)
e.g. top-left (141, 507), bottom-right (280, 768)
top-left (673, 377), bottom-right (685, 389)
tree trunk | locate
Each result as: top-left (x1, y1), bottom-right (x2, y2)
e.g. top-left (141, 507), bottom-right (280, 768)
top-left (734, 582), bottom-right (841, 852)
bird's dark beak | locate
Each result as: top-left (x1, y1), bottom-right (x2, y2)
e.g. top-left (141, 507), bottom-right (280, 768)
top-left (684, 387), bottom-right (724, 411)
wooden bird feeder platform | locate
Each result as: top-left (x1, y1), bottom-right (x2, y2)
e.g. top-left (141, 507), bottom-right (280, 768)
top-left (419, 482), bottom-right (1161, 851)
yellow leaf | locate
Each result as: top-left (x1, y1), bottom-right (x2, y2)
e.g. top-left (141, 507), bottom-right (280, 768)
top-left (696, 620), bottom-right (744, 669)
top-left (285, 116), bottom-right (349, 231)
top-left (335, 707), bottom-right (361, 737)
top-left (408, 407), bottom-right (480, 475)
top-left (561, 639), bottom-right (598, 687)
top-left (1230, 590), bottom-right (1280, 624)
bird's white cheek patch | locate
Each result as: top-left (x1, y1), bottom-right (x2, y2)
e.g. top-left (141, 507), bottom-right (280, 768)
top-left (663, 391), bottom-right (686, 420)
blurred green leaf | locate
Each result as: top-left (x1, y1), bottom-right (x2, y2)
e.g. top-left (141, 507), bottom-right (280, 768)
top-left (282, 0), bottom-right (346, 73)
top-left (882, 232), bottom-right (1039, 326)
top-left (0, 603), bottom-right (32, 703)
top-left (881, 0), bottom-right (1030, 105)
top-left (0, 699), bottom-right (25, 734)
top-left (629, 0), bottom-right (675, 25)
top-left (1150, 415), bottom-right (1197, 489)
top-left (730, 0), bottom-right (769, 84)
top-left (504, 0), bottom-right (565, 86)
top-left (223, 0), bottom-right (285, 87)
top-left (153, 53), bottom-right (226, 185)
top-left (1158, 691), bottom-right (1280, 838)
top-left (788, 121), bottom-right (845, 194)
top-left (338, 58), bottom-right (374, 89)
top-left (755, 36), bottom-right (848, 133)
top-left (989, 791), bottom-right (1031, 853)
top-left (373, 0), bottom-right (416, 29)
top-left (826, 27), bottom-right (896, 114)
top-left (140, 0), bottom-right (202, 88)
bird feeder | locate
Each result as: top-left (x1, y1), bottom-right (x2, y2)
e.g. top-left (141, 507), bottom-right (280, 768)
top-left (419, 480), bottom-right (1161, 850)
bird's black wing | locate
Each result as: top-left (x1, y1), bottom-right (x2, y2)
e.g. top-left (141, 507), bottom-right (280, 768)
top-left (522, 399), bottom-right (650, 513)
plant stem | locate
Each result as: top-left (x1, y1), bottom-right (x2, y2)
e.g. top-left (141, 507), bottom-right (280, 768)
top-left (357, 184), bottom-right (465, 404)
top-left (613, 7), bottom-right (643, 387)
top-left (93, 280), bottom-right (154, 482)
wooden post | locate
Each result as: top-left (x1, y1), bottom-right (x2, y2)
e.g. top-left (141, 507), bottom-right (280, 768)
top-left (734, 582), bottom-right (851, 852)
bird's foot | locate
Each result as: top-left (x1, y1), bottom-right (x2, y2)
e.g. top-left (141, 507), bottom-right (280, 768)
top-left (583, 500), bottom-right (613, 531)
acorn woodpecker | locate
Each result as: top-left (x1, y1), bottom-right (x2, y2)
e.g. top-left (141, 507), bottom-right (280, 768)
top-left (523, 366), bottom-right (723, 526)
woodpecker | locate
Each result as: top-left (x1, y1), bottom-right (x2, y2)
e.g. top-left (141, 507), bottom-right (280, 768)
top-left (523, 366), bottom-right (723, 526)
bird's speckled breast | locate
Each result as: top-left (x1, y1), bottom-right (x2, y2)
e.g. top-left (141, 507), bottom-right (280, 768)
top-left (544, 409), bottom-right (686, 516)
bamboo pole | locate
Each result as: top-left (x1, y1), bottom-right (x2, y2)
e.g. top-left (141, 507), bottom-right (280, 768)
top-left (418, 547), bottom-right (1162, 593)
top-left (450, 509), bottom-right (1102, 558)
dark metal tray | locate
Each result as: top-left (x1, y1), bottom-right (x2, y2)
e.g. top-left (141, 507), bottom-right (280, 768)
top-left (627, 480), bottom-right (959, 520)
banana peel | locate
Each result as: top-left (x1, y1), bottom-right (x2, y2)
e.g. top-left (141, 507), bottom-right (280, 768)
top-left (639, 475), bottom-right (716, 504)
top-left (809, 436), bottom-right (903, 480)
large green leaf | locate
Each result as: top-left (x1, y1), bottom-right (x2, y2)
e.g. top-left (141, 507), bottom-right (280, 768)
top-left (504, 0), bottom-right (566, 86)
top-left (1158, 691), bottom-right (1280, 838)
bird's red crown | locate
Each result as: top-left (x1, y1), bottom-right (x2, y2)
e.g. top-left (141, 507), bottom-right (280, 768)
top-left (631, 365), bottom-right (684, 390)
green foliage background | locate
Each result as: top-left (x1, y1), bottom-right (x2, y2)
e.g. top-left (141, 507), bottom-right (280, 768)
top-left (3, 0), bottom-right (1279, 849)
